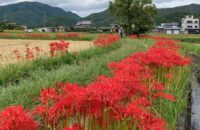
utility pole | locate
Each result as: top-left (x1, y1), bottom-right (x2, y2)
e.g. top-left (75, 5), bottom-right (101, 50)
top-left (43, 12), bottom-right (46, 27)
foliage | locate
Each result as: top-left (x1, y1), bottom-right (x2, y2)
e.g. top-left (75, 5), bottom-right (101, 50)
top-left (1, 1), bottom-right (200, 28)
top-left (156, 4), bottom-right (200, 25)
top-left (84, 4), bottom-right (200, 27)
top-left (0, 2), bottom-right (81, 27)
top-left (0, 22), bottom-right (20, 31)
top-left (109, 0), bottom-right (157, 35)
top-left (93, 34), bottom-right (120, 46)
top-left (0, 38), bottom-right (151, 109)
top-left (180, 42), bottom-right (200, 55)
top-left (83, 10), bottom-right (116, 27)
top-left (0, 38), bottom-right (190, 130)
top-left (0, 27), bottom-right (3, 32)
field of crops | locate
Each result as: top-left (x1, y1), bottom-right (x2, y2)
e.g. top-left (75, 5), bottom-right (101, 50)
top-left (0, 33), bottom-right (195, 130)
top-left (0, 39), bottom-right (93, 65)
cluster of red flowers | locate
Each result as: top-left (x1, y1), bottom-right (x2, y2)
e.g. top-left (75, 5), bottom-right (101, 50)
top-left (0, 33), bottom-right (10, 37)
top-left (12, 44), bottom-right (42, 60)
top-left (128, 34), bottom-right (171, 41)
top-left (55, 33), bottom-right (80, 39)
top-left (12, 41), bottom-right (70, 60)
top-left (128, 34), bottom-right (138, 39)
top-left (1, 38), bottom-right (190, 130)
top-left (131, 40), bottom-right (190, 68)
top-left (49, 41), bottom-right (70, 56)
top-left (24, 34), bottom-right (50, 38)
top-left (31, 39), bottom-right (189, 129)
top-left (93, 34), bottom-right (120, 46)
top-left (0, 106), bottom-right (38, 130)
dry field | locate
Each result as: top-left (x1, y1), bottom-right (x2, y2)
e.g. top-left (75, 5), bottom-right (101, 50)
top-left (0, 39), bottom-right (94, 65)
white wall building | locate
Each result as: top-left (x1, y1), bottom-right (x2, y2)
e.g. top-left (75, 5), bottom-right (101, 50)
top-left (182, 15), bottom-right (200, 34)
top-left (38, 27), bottom-right (55, 32)
top-left (156, 23), bottom-right (181, 34)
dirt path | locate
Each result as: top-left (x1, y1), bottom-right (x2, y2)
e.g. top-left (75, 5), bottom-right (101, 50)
top-left (0, 39), bottom-right (94, 65)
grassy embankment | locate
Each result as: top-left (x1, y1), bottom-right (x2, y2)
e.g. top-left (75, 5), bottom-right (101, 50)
top-left (0, 31), bottom-right (96, 41)
top-left (180, 42), bottom-right (200, 55)
top-left (0, 38), bottom-right (153, 109)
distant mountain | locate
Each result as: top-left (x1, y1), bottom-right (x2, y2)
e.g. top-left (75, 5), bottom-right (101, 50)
top-left (156, 4), bottom-right (200, 25)
top-left (0, 2), bottom-right (200, 28)
top-left (0, 2), bottom-right (81, 27)
top-left (83, 4), bottom-right (200, 27)
top-left (83, 10), bottom-right (115, 27)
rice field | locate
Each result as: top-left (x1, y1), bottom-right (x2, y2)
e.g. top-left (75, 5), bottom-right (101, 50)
top-left (0, 39), bottom-right (94, 65)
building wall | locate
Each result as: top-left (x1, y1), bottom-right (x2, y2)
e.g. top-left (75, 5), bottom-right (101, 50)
top-left (166, 29), bottom-right (180, 34)
top-left (182, 15), bottom-right (199, 31)
top-left (174, 30), bottom-right (179, 34)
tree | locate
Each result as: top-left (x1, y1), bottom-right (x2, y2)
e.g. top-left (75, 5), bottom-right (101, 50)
top-left (109, 0), bottom-right (157, 35)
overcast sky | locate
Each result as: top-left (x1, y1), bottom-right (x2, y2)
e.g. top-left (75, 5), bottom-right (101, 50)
top-left (0, 0), bottom-right (200, 17)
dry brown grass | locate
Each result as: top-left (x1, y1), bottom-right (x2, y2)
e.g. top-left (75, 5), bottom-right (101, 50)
top-left (0, 39), bottom-right (94, 65)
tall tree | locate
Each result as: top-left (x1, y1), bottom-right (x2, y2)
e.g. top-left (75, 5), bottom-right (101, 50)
top-left (109, 0), bottom-right (157, 35)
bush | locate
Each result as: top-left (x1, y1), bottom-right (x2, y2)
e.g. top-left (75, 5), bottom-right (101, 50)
top-left (0, 27), bottom-right (4, 32)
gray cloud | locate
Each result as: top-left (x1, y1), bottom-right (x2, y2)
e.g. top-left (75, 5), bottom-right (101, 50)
top-left (153, 0), bottom-right (200, 8)
top-left (0, 0), bottom-right (200, 17)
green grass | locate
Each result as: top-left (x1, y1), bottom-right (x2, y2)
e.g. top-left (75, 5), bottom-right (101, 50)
top-left (0, 31), bottom-right (96, 41)
top-left (0, 41), bottom-right (121, 87)
top-left (151, 33), bottom-right (200, 44)
top-left (180, 42), bottom-right (200, 55)
top-left (153, 66), bottom-right (190, 129)
top-left (0, 38), bottom-right (154, 110)
top-left (174, 37), bottom-right (200, 44)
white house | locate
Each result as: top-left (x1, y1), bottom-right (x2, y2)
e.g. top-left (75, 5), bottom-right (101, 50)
top-left (156, 23), bottom-right (181, 34)
top-left (182, 15), bottom-right (200, 34)
top-left (38, 27), bottom-right (55, 32)
top-left (57, 26), bottom-right (65, 32)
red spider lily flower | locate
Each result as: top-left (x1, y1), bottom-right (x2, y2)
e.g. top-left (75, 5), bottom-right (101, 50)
top-left (63, 123), bottom-right (82, 130)
top-left (0, 33), bottom-right (10, 37)
top-left (137, 47), bottom-right (191, 68)
top-left (124, 100), bottom-right (148, 119)
top-left (139, 115), bottom-right (166, 130)
top-left (28, 36), bottom-right (189, 129)
top-left (128, 34), bottom-right (137, 39)
top-left (12, 49), bottom-right (21, 60)
top-left (153, 92), bottom-right (176, 102)
top-left (124, 100), bottom-right (166, 130)
top-left (32, 105), bottom-right (47, 117)
top-left (39, 88), bottom-right (58, 104)
top-left (164, 73), bottom-right (174, 79)
top-left (0, 106), bottom-right (39, 130)
top-left (25, 34), bottom-right (49, 38)
top-left (34, 46), bottom-right (41, 56)
top-left (49, 41), bottom-right (70, 56)
top-left (93, 34), bottom-right (120, 47)
top-left (55, 33), bottom-right (80, 39)
top-left (152, 82), bottom-right (165, 91)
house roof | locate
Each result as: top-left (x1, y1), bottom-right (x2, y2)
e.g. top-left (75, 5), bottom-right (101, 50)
top-left (161, 22), bottom-right (178, 26)
top-left (164, 27), bottom-right (181, 30)
top-left (76, 21), bottom-right (92, 25)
